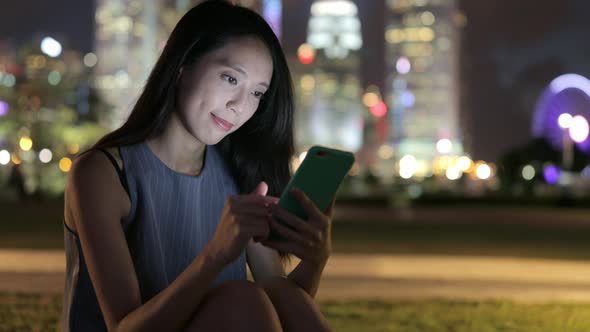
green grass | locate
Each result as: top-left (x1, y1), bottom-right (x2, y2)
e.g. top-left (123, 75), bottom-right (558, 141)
top-left (0, 293), bottom-right (62, 332)
top-left (2, 293), bottom-right (590, 332)
top-left (321, 299), bottom-right (590, 332)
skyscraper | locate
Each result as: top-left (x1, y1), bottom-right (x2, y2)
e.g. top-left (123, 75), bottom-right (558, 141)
top-left (385, 0), bottom-right (462, 178)
top-left (291, 0), bottom-right (364, 153)
top-left (94, 0), bottom-right (190, 128)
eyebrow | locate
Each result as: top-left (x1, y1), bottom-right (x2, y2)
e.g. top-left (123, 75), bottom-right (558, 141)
top-left (217, 60), bottom-right (269, 88)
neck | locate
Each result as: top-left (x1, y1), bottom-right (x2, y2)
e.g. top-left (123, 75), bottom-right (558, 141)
top-left (146, 112), bottom-right (206, 176)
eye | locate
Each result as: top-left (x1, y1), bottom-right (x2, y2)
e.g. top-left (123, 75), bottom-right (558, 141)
top-left (253, 91), bottom-right (265, 99)
top-left (222, 74), bottom-right (237, 85)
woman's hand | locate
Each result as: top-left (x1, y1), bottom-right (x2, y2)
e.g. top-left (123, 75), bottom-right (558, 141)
top-left (260, 188), bottom-right (335, 266)
top-left (206, 181), bottom-right (278, 266)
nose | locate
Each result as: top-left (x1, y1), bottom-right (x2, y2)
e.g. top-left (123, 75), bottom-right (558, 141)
top-left (226, 88), bottom-right (248, 114)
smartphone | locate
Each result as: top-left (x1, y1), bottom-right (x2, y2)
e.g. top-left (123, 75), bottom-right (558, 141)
top-left (267, 145), bottom-right (355, 242)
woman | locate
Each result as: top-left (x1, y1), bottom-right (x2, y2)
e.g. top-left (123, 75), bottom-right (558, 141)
top-left (62, 1), bottom-right (335, 331)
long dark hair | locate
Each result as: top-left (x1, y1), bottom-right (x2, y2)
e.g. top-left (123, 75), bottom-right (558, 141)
top-left (90, 0), bottom-right (295, 265)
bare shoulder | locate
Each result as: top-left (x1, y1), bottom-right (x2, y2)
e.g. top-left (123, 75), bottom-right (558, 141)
top-left (64, 148), bottom-right (130, 233)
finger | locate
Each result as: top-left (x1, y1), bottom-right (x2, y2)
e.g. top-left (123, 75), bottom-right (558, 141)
top-left (232, 204), bottom-right (272, 218)
top-left (235, 214), bottom-right (272, 228)
top-left (273, 206), bottom-right (321, 241)
top-left (251, 181), bottom-right (268, 196)
top-left (270, 216), bottom-right (315, 247)
top-left (289, 188), bottom-right (323, 220)
top-left (233, 194), bottom-right (280, 207)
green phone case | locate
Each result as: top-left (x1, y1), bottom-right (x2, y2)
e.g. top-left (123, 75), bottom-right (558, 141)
top-left (267, 145), bottom-right (355, 242)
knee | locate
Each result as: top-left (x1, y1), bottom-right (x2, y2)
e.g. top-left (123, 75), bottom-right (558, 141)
top-left (187, 280), bottom-right (283, 332)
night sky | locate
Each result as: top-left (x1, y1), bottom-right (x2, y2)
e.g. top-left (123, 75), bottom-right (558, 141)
top-left (2, 0), bottom-right (590, 162)
top-left (0, 0), bottom-right (95, 52)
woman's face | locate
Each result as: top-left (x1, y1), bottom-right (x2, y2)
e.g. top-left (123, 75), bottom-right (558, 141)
top-left (176, 36), bottom-right (273, 145)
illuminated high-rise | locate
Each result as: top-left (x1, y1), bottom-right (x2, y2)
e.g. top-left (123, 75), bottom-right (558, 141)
top-left (94, 0), bottom-right (189, 128)
top-left (291, 0), bottom-right (364, 153)
top-left (385, 0), bottom-right (463, 177)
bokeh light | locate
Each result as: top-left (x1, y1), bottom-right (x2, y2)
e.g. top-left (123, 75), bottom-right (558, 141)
top-left (48, 70), bottom-right (61, 85)
top-left (475, 163), bottom-right (491, 180)
top-left (59, 157), bottom-right (73, 172)
top-left (420, 11), bottom-right (435, 25)
top-left (297, 43), bottom-right (315, 65)
top-left (543, 165), bottom-right (560, 185)
top-left (558, 113), bottom-right (573, 129)
top-left (399, 155), bottom-right (417, 179)
top-left (377, 144), bottom-right (394, 159)
top-left (436, 139), bottom-right (452, 154)
top-left (396, 56), bottom-right (411, 74)
top-left (39, 149), bottom-right (53, 163)
top-left (569, 115), bottom-right (589, 143)
top-left (399, 90), bottom-right (415, 108)
top-left (369, 100), bottom-right (387, 118)
top-left (522, 165), bottom-right (536, 181)
top-left (83, 52), bottom-right (98, 67)
top-left (446, 165), bottom-right (462, 180)
top-left (67, 143), bottom-right (80, 155)
top-left (0, 150), bottom-right (10, 165)
top-left (362, 92), bottom-right (379, 107)
top-left (0, 100), bottom-right (9, 116)
top-left (11, 153), bottom-right (21, 165)
top-left (300, 75), bottom-right (315, 91)
top-left (457, 156), bottom-right (473, 172)
top-left (19, 137), bottom-right (33, 151)
top-left (41, 37), bottom-right (62, 58)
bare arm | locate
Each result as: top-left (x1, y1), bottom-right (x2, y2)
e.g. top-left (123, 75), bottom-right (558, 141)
top-left (287, 259), bottom-right (327, 299)
top-left (67, 151), bottom-right (226, 332)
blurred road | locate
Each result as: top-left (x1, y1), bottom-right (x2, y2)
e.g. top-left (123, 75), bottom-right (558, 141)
top-left (2, 250), bottom-right (590, 302)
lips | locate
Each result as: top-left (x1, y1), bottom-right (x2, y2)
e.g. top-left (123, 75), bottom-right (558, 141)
top-left (210, 113), bottom-right (234, 131)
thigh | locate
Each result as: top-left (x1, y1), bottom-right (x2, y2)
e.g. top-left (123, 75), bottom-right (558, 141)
top-left (184, 279), bottom-right (283, 332)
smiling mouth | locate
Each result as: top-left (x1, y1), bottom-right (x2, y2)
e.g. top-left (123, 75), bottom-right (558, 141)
top-left (210, 113), bottom-right (234, 131)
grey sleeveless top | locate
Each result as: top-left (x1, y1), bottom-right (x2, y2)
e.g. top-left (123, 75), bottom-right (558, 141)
top-left (61, 141), bottom-right (247, 332)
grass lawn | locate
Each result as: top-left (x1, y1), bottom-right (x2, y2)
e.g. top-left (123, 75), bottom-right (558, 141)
top-left (2, 292), bottom-right (590, 332)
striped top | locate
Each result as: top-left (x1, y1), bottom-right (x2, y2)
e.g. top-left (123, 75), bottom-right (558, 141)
top-left (61, 141), bottom-right (247, 332)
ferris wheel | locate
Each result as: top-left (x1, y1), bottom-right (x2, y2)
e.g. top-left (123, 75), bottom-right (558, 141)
top-left (532, 73), bottom-right (590, 154)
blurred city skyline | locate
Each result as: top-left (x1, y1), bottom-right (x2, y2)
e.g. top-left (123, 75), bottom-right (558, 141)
top-left (2, 0), bottom-right (590, 163)
top-left (1, 0), bottom-right (590, 204)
